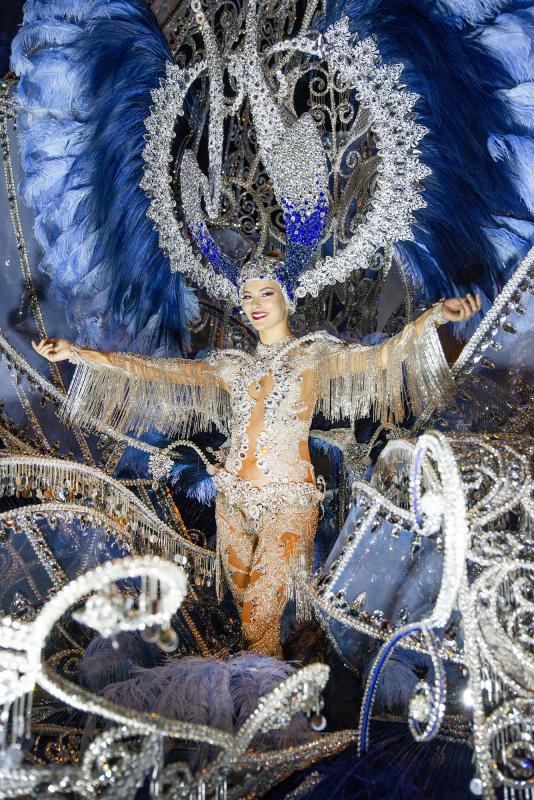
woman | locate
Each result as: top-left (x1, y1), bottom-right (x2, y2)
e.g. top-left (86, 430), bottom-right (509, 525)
top-left (33, 256), bottom-right (481, 657)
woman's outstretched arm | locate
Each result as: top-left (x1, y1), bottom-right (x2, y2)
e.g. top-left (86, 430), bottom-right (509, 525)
top-left (372, 294), bottom-right (481, 371)
top-left (313, 293), bottom-right (481, 426)
top-left (31, 338), bottom-right (210, 386)
top-left (31, 338), bottom-right (227, 437)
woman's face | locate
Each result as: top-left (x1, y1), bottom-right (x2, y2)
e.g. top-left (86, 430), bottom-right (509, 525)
top-left (241, 279), bottom-right (288, 332)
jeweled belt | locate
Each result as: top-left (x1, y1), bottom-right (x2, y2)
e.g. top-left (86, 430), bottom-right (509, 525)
top-left (214, 469), bottom-right (324, 530)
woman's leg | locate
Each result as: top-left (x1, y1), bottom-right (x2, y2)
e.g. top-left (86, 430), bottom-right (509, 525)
top-left (241, 504), bottom-right (319, 658)
top-left (215, 495), bottom-right (255, 609)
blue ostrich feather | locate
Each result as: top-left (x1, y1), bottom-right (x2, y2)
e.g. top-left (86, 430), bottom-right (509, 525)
top-left (269, 720), bottom-right (472, 800)
top-left (171, 457), bottom-right (216, 505)
top-left (309, 436), bottom-right (345, 476)
top-left (110, 438), bottom-right (217, 504)
top-left (318, 0), bottom-right (534, 333)
top-left (10, 0), bottom-right (198, 354)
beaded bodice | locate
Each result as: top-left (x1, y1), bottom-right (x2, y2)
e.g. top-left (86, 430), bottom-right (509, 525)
top-left (210, 336), bottom-right (320, 484)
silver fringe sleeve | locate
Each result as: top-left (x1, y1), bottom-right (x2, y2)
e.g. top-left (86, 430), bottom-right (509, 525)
top-left (313, 305), bottom-right (455, 425)
top-left (61, 348), bottom-right (231, 438)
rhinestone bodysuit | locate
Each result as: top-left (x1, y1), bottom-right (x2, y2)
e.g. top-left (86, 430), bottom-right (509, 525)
top-left (64, 305), bottom-right (451, 655)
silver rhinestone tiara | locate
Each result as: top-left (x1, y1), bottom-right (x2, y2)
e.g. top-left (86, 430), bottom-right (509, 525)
top-left (239, 255), bottom-right (297, 313)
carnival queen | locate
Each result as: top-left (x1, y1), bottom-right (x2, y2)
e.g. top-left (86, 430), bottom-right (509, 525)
top-left (33, 255), bottom-right (480, 657)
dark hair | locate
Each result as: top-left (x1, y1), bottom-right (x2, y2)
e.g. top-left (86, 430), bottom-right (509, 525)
top-left (265, 247), bottom-right (283, 260)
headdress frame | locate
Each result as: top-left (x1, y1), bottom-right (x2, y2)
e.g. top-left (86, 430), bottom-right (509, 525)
top-left (141, 17), bottom-right (430, 311)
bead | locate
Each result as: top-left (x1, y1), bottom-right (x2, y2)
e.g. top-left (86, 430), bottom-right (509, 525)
top-left (142, 624), bottom-right (160, 644)
top-left (310, 713), bottom-right (327, 731)
top-left (157, 627), bottom-right (179, 652)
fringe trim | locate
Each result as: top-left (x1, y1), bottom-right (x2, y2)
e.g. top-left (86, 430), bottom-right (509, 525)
top-left (285, 541), bottom-right (315, 623)
top-left (0, 457), bottom-right (215, 582)
top-left (61, 356), bottom-right (231, 438)
top-left (313, 311), bottom-right (455, 426)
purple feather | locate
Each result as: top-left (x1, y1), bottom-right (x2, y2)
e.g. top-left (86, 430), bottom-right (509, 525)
top-left (99, 654), bottom-right (319, 769)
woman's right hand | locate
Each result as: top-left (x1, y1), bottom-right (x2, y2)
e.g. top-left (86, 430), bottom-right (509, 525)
top-left (31, 338), bottom-right (73, 363)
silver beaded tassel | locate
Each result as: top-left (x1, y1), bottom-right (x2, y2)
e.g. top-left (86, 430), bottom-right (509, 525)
top-left (0, 457), bottom-right (216, 584)
top-left (0, 691), bottom-right (33, 772)
top-left (313, 309), bottom-right (454, 426)
top-left (284, 544), bottom-right (314, 623)
top-left (62, 356), bottom-right (231, 439)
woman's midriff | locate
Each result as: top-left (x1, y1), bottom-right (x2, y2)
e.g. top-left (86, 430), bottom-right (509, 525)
top-left (234, 369), bottom-right (315, 487)
top-left (236, 441), bottom-right (315, 486)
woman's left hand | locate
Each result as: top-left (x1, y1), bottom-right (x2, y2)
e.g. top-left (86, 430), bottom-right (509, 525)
top-left (441, 293), bottom-right (482, 323)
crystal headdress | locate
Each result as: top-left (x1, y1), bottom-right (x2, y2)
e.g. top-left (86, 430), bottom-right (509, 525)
top-left (141, 1), bottom-right (430, 310)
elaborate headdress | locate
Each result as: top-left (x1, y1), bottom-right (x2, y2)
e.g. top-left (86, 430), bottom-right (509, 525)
top-left (141, 1), bottom-right (430, 315)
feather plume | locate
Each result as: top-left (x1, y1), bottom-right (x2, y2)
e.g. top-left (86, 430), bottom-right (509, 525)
top-left (97, 653), bottom-right (317, 768)
top-left (319, 0), bottom-right (534, 336)
top-left (279, 721), bottom-right (472, 800)
top-left (10, 0), bottom-right (198, 354)
top-left (79, 632), bottom-right (163, 694)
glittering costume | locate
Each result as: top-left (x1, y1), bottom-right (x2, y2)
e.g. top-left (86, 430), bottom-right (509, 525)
top-left (64, 304), bottom-right (451, 656)
top-left (215, 482), bottom-right (319, 657)
top-left (42, 0), bottom-right (452, 658)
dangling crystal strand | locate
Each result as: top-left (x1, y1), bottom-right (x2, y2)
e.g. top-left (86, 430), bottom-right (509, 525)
top-left (8, 697), bottom-right (18, 746)
top-left (482, 665), bottom-right (492, 705)
top-left (149, 738), bottom-right (163, 798)
top-left (24, 690), bottom-right (33, 739)
top-left (139, 576), bottom-right (148, 614)
top-left (150, 577), bottom-right (159, 614)
top-left (314, 685), bottom-right (320, 716)
top-left (144, 576), bottom-right (152, 612)
top-left (215, 780), bottom-right (228, 800)
top-left (0, 457), bottom-right (216, 579)
top-left (493, 668), bottom-right (503, 707)
top-left (0, 702), bottom-right (8, 752)
top-left (9, 698), bottom-right (18, 747)
top-left (15, 694), bottom-right (26, 743)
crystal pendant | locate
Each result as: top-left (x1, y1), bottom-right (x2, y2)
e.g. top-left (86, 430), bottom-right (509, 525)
top-left (142, 624), bottom-right (161, 644)
top-left (409, 681), bottom-right (432, 724)
top-left (310, 713), bottom-right (327, 731)
top-left (157, 627), bottom-right (179, 652)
